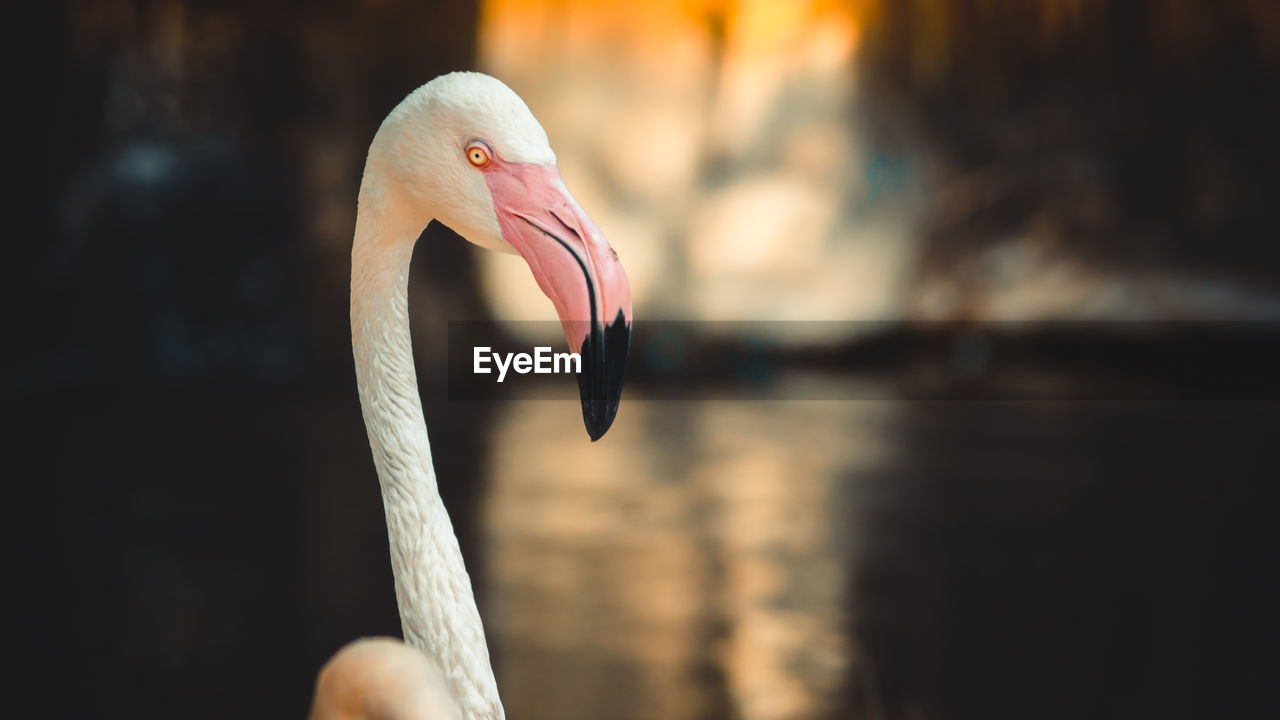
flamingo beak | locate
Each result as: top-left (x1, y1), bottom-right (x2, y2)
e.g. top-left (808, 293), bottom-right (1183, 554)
top-left (485, 162), bottom-right (632, 440)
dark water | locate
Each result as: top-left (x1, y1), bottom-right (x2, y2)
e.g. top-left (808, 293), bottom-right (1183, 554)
top-left (478, 386), bottom-right (1276, 720)
top-left (26, 373), bottom-right (1277, 719)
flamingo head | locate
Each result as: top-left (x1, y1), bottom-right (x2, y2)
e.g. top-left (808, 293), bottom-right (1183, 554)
top-left (371, 72), bottom-right (632, 440)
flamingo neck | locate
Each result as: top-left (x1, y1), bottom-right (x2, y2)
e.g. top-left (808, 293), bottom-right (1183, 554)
top-left (350, 172), bottom-right (504, 720)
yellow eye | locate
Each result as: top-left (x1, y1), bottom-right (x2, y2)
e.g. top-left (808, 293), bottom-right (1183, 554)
top-left (466, 143), bottom-right (490, 168)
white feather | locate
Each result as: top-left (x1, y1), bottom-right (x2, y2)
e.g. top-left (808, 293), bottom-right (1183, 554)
top-left (366, 71), bottom-right (556, 255)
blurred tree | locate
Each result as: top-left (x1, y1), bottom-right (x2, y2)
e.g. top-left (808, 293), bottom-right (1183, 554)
top-left (855, 0), bottom-right (1280, 314)
top-left (25, 2), bottom-right (487, 718)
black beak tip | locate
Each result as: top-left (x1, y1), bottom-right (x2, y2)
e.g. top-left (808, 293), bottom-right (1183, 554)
top-left (586, 417), bottom-right (611, 443)
top-left (576, 311), bottom-right (631, 441)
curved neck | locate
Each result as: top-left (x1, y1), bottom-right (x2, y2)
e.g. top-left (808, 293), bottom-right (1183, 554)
top-left (350, 172), bottom-right (504, 720)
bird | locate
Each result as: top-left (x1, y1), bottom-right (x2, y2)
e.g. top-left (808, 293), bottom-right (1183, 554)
top-left (308, 72), bottom-right (632, 720)
top-left (310, 638), bottom-right (465, 720)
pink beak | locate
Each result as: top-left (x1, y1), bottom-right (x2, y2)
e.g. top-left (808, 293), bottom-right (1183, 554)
top-left (484, 160), bottom-right (632, 440)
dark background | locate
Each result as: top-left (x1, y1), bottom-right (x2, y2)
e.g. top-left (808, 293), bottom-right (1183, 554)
top-left (13, 1), bottom-right (1280, 718)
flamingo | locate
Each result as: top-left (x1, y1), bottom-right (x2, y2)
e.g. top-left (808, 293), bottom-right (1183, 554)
top-left (311, 638), bottom-right (466, 720)
top-left (308, 72), bottom-right (632, 720)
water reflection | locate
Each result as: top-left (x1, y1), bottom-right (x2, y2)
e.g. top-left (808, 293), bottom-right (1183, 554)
top-left (479, 383), bottom-right (1277, 720)
top-left (483, 387), bottom-right (895, 720)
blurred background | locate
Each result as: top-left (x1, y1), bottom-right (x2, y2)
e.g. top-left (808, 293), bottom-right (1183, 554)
top-left (16, 1), bottom-right (1280, 718)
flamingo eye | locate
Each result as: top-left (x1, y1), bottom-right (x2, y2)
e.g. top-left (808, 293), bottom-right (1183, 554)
top-left (465, 142), bottom-right (491, 168)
